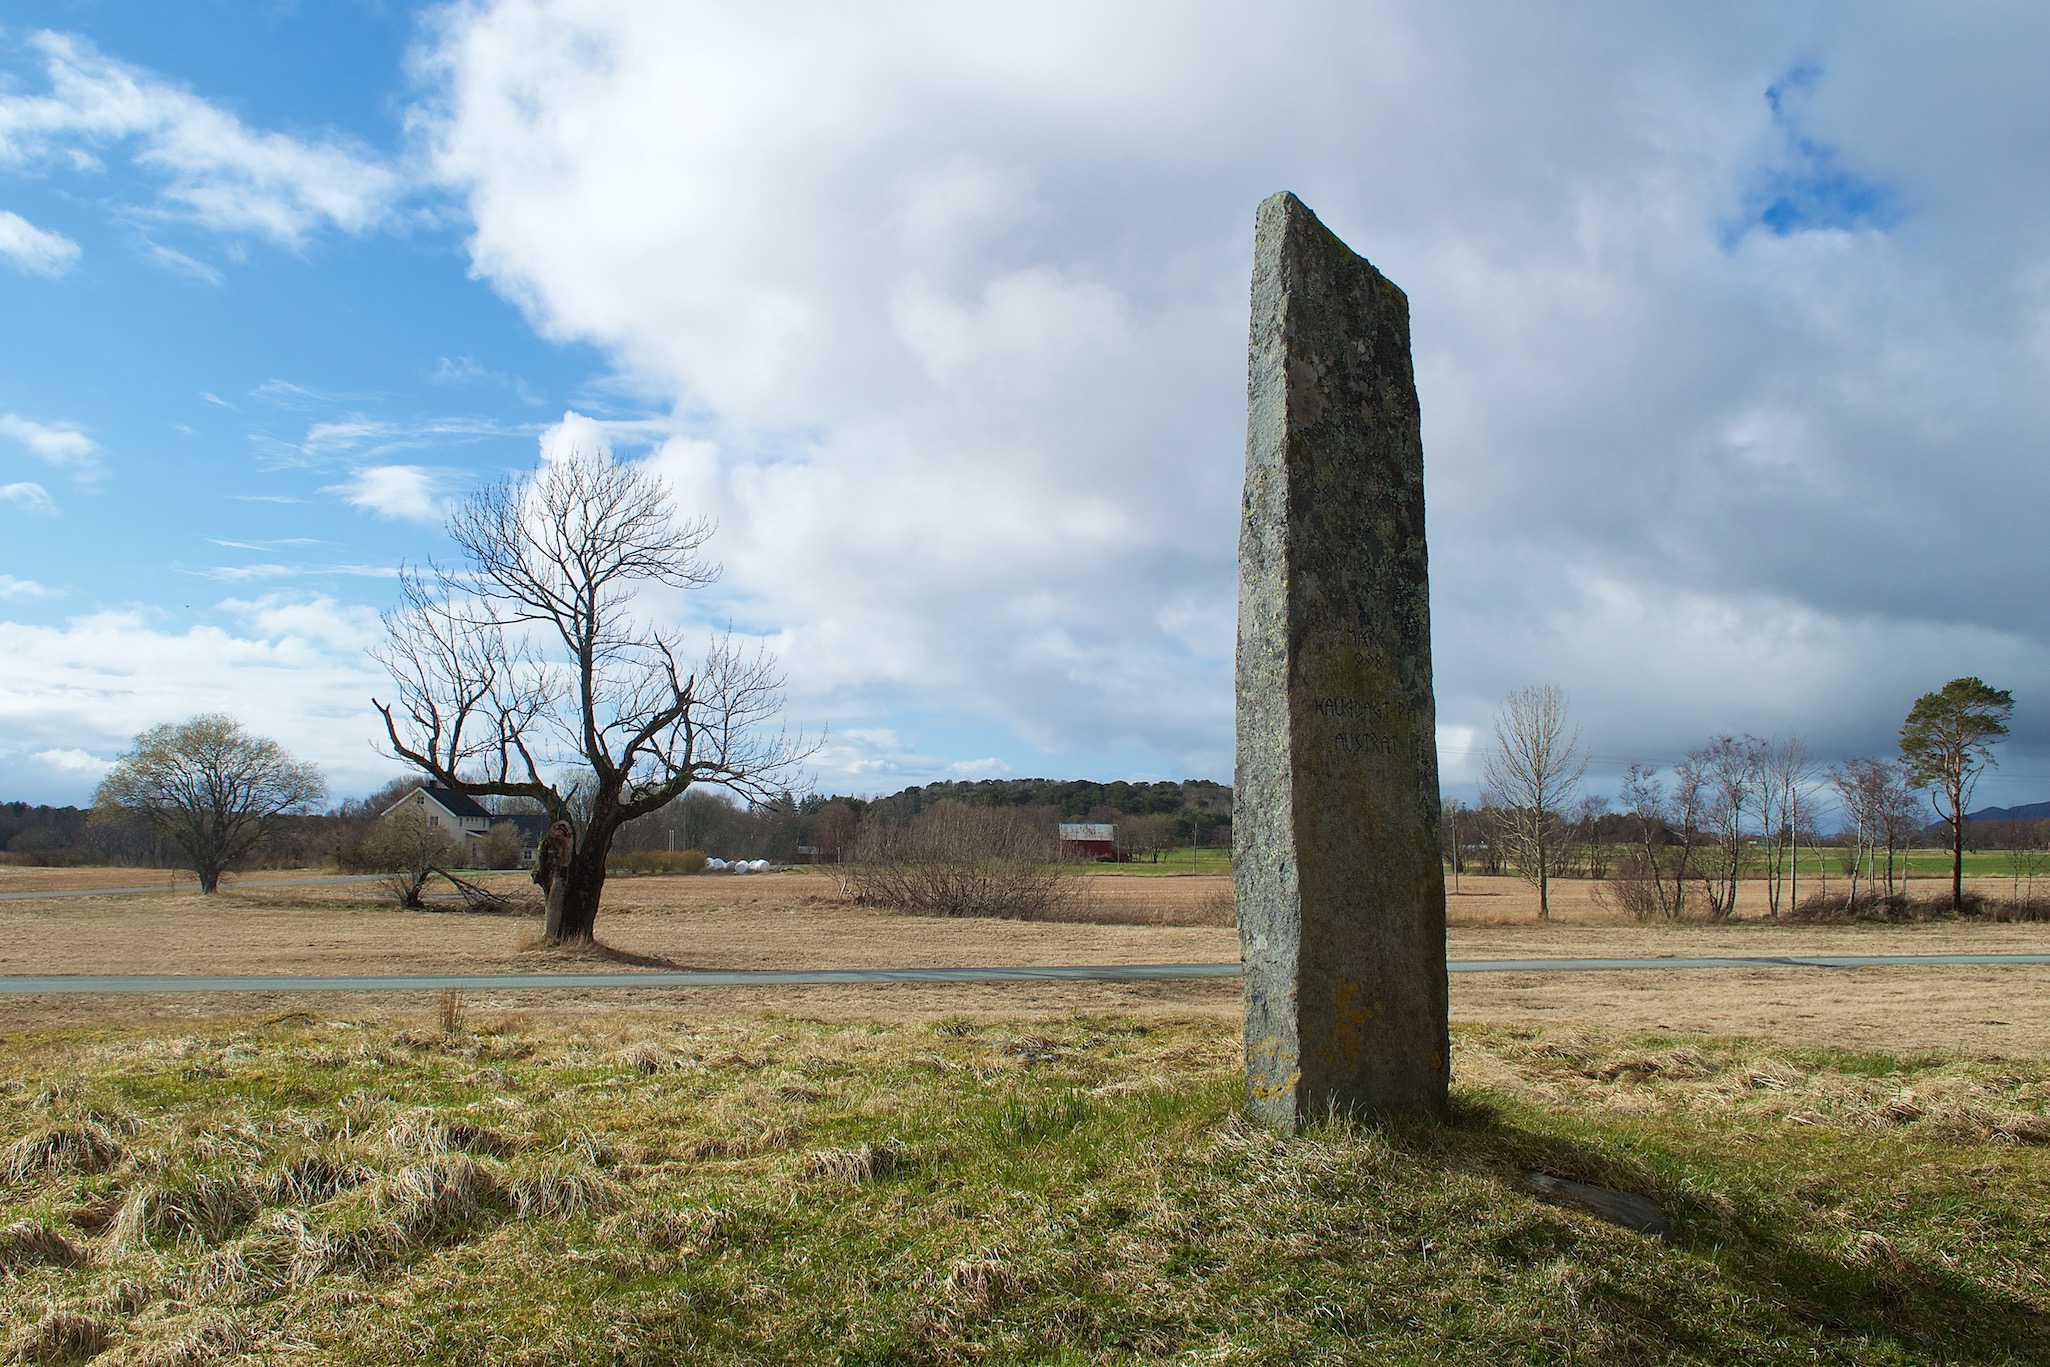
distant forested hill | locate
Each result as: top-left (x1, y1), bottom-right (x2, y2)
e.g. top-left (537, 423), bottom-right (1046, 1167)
top-left (857, 777), bottom-right (1231, 825)
top-left (1967, 801), bottom-right (2050, 823)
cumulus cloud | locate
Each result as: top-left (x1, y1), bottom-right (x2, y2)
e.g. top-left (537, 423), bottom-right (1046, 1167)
top-left (0, 209), bottom-right (79, 274)
top-left (0, 31), bottom-right (399, 245)
top-left (0, 413), bottom-right (99, 475)
top-left (328, 464), bottom-right (459, 522)
top-left (219, 592), bottom-right (382, 653)
top-left (406, 3), bottom-right (2050, 798)
top-left (0, 608), bottom-right (393, 803)
top-left (0, 481), bottom-right (56, 515)
top-left (32, 747), bottom-right (110, 777)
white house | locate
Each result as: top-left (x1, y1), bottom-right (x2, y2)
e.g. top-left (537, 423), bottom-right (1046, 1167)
top-left (379, 781), bottom-right (556, 866)
top-left (383, 780), bottom-right (495, 841)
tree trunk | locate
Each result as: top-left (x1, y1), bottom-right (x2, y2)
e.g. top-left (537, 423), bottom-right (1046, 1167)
top-left (553, 826), bottom-right (616, 944)
top-left (1952, 805), bottom-right (1965, 913)
top-left (543, 877), bottom-right (568, 939)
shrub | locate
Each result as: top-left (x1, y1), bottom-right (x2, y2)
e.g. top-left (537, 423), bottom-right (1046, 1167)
top-left (475, 822), bottom-right (526, 870)
top-left (844, 803), bottom-right (1073, 919)
top-left (606, 849), bottom-right (709, 876)
top-left (361, 808), bottom-right (465, 908)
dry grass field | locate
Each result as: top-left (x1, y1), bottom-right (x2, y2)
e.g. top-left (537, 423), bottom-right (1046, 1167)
top-left (1, 867), bottom-right (2047, 1057)
top-left (4, 867), bottom-right (2049, 1361)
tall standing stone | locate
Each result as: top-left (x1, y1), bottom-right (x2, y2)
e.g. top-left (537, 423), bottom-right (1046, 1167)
top-left (1235, 192), bottom-right (1447, 1129)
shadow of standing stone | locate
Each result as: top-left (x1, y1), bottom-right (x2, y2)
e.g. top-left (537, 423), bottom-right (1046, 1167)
top-left (1236, 191), bottom-right (1448, 1131)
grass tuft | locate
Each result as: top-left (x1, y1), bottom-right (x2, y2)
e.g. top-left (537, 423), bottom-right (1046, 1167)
top-left (0, 1219), bottom-right (85, 1276)
top-left (382, 1111), bottom-right (518, 1159)
top-left (804, 1141), bottom-right (902, 1185)
top-left (5, 1308), bottom-right (108, 1364)
top-left (5, 1122), bottom-right (126, 1184)
top-left (505, 1163), bottom-right (627, 1220)
top-left (109, 1175), bottom-right (260, 1249)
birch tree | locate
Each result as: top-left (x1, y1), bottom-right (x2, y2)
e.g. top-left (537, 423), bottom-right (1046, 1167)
top-left (1481, 685), bottom-right (1587, 920)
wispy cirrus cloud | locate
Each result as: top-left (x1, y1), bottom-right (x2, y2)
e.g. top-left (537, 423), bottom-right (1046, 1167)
top-left (0, 209), bottom-right (79, 275)
top-left (142, 240), bottom-right (224, 285)
top-left (174, 561), bottom-right (398, 583)
top-left (0, 574), bottom-right (56, 600)
top-left (0, 481), bottom-right (57, 515)
top-left (245, 397), bottom-right (531, 472)
top-left (0, 31), bottom-right (402, 247)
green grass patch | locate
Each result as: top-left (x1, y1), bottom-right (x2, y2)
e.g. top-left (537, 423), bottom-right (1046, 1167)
top-left (1085, 847), bottom-right (1233, 876)
top-left (3, 1015), bottom-right (2047, 1362)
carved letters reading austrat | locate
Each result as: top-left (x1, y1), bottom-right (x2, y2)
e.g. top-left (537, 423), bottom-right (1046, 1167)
top-left (1331, 731), bottom-right (1398, 756)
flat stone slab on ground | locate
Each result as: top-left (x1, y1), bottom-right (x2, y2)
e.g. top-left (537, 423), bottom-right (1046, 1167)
top-left (1523, 1172), bottom-right (1673, 1239)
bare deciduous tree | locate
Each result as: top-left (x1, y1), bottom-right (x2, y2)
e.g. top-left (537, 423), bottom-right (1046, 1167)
top-left (1481, 684), bottom-right (1588, 920)
top-left (1693, 735), bottom-right (1764, 919)
top-left (1830, 757), bottom-right (1919, 911)
top-left (362, 804), bottom-right (465, 909)
top-left (1996, 818), bottom-right (2050, 911)
top-left (1757, 734), bottom-right (1817, 919)
top-left (94, 714), bottom-right (326, 893)
top-left (372, 444), bottom-right (807, 944)
top-left (1606, 760), bottom-right (1705, 921)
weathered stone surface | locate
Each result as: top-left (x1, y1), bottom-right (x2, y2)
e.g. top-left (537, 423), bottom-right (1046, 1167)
top-left (1523, 1173), bottom-right (1673, 1239)
top-left (1235, 191), bottom-right (1448, 1128)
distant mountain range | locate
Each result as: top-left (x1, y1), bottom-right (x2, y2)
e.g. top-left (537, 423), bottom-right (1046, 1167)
top-left (1966, 801), bottom-right (2050, 823)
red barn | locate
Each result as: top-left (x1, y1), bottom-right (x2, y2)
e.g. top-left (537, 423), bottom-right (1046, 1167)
top-left (1058, 822), bottom-right (1116, 862)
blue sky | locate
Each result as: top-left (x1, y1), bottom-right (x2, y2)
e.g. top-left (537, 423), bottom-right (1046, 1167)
top-left (5, 2), bottom-right (2050, 818)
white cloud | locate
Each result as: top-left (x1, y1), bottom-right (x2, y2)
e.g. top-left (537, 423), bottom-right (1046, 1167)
top-left (0, 608), bottom-right (393, 803)
top-left (219, 592), bottom-right (382, 653)
top-left (0, 481), bottom-right (57, 515)
top-left (178, 561), bottom-right (396, 584)
top-left (33, 747), bottom-right (110, 777)
top-left (0, 573), bottom-right (53, 602)
top-left (538, 410), bottom-right (617, 464)
top-left (328, 464), bottom-right (458, 522)
top-left (0, 413), bottom-right (99, 474)
top-left (0, 575), bottom-right (55, 600)
top-left (0, 31), bottom-right (400, 246)
top-left (408, 3), bottom-right (2050, 795)
top-left (303, 419), bottom-right (399, 455)
top-left (0, 209), bottom-right (79, 275)
top-left (143, 240), bottom-right (224, 285)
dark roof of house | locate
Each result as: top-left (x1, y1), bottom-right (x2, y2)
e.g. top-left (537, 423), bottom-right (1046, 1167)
top-left (418, 781), bottom-right (492, 821)
top-left (503, 813), bottom-right (551, 842)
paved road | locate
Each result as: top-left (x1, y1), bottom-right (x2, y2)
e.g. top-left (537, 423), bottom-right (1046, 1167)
top-left (1, 952), bottom-right (2046, 995)
top-left (0, 874), bottom-right (392, 901)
